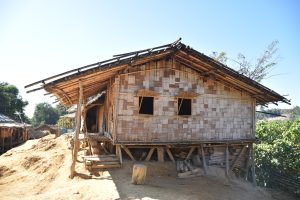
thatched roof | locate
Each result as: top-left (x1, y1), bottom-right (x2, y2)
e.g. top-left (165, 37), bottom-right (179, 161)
top-left (25, 39), bottom-right (290, 106)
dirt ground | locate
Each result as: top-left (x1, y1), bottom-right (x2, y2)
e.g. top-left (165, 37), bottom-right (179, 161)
top-left (0, 134), bottom-right (297, 200)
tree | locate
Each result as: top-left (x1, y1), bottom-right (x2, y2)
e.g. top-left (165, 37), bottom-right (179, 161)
top-left (31, 102), bottom-right (59, 127)
top-left (0, 82), bottom-right (29, 122)
top-left (290, 106), bottom-right (300, 121)
top-left (211, 41), bottom-right (279, 82)
top-left (55, 103), bottom-right (69, 116)
top-left (56, 117), bottom-right (73, 129)
top-left (255, 119), bottom-right (300, 195)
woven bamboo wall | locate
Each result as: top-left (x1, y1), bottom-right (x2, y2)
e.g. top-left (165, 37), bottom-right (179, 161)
top-left (115, 58), bottom-right (255, 143)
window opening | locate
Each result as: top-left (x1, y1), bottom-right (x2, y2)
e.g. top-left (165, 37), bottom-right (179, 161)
top-left (178, 98), bottom-right (191, 115)
top-left (139, 96), bottom-right (154, 115)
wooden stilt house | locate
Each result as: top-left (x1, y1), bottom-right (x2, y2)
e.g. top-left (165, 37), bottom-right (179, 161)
top-left (25, 39), bottom-right (290, 180)
top-left (0, 114), bottom-right (29, 153)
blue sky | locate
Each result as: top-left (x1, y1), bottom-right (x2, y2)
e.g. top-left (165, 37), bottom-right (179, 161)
top-left (0, 0), bottom-right (299, 117)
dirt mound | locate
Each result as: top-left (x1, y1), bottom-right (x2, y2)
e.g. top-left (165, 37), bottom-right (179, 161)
top-left (0, 134), bottom-right (297, 200)
top-left (21, 156), bottom-right (42, 169)
top-left (0, 165), bottom-right (16, 177)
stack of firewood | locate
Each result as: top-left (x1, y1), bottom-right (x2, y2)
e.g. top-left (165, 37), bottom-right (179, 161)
top-left (176, 158), bottom-right (204, 178)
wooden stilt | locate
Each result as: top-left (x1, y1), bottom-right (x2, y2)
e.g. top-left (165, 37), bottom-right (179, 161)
top-left (145, 148), bottom-right (155, 161)
top-left (250, 144), bottom-right (257, 186)
top-left (70, 81), bottom-right (83, 179)
top-left (244, 147), bottom-right (251, 180)
top-left (199, 145), bottom-right (207, 174)
top-left (9, 130), bottom-right (13, 149)
top-left (230, 145), bottom-right (246, 171)
top-left (166, 147), bottom-right (175, 162)
top-left (225, 144), bottom-right (229, 176)
top-left (185, 147), bottom-right (195, 160)
top-left (117, 145), bottom-right (122, 164)
top-left (2, 136), bottom-right (4, 152)
top-left (157, 147), bottom-right (164, 162)
top-left (121, 145), bottom-right (135, 161)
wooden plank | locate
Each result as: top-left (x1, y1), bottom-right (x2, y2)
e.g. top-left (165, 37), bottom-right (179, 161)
top-left (178, 168), bottom-right (202, 178)
top-left (83, 154), bottom-right (118, 158)
top-left (157, 147), bottom-right (164, 162)
top-left (92, 161), bottom-right (120, 165)
top-left (121, 145), bottom-right (136, 161)
top-left (70, 81), bottom-right (83, 179)
top-left (225, 144), bottom-right (229, 176)
top-left (91, 164), bottom-right (121, 169)
top-left (185, 146), bottom-right (196, 160)
top-left (145, 147), bottom-right (155, 161)
top-left (83, 157), bottom-right (119, 162)
top-left (166, 147), bottom-right (175, 162)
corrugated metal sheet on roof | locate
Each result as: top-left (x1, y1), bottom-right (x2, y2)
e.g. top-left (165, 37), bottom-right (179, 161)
top-left (0, 114), bottom-right (15, 123)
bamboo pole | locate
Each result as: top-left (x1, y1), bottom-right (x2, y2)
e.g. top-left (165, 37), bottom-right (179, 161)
top-left (70, 81), bottom-right (83, 179)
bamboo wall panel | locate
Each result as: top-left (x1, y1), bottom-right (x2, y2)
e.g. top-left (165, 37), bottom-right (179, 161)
top-left (115, 59), bottom-right (254, 143)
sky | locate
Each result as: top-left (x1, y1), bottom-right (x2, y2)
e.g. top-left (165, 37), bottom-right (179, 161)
top-left (0, 0), bottom-right (299, 117)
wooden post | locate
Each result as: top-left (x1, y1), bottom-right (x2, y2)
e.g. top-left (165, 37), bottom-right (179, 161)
top-left (145, 148), bottom-right (155, 161)
top-left (185, 147), bottom-right (196, 160)
top-left (166, 147), bottom-right (175, 162)
top-left (70, 82), bottom-right (83, 179)
top-left (121, 145), bottom-right (136, 161)
top-left (225, 144), bottom-right (229, 176)
top-left (244, 147), bottom-right (251, 181)
top-left (157, 147), bottom-right (164, 162)
top-left (2, 136), bottom-right (4, 152)
top-left (199, 145), bottom-right (207, 174)
top-left (9, 129), bottom-right (13, 149)
top-left (116, 145), bottom-right (122, 164)
top-left (132, 164), bottom-right (147, 185)
top-left (250, 143), bottom-right (257, 186)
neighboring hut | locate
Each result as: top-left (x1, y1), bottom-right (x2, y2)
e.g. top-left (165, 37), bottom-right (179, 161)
top-left (35, 124), bottom-right (58, 135)
top-left (0, 114), bottom-right (29, 153)
top-left (25, 39), bottom-right (290, 181)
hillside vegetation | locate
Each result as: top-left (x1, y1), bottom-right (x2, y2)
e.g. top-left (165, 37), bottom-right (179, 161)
top-left (255, 117), bottom-right (300, 196)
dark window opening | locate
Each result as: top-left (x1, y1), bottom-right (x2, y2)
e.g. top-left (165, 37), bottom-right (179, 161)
top-left (86, 106), bottom-right (98, 132)
top-left (178, 98), bottom-right (191, 115)
top-left (139, 96), bottom-right (154, 115)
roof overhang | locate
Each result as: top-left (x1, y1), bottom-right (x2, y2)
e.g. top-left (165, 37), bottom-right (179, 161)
top-left (25, 39), bottom-right (290, 106)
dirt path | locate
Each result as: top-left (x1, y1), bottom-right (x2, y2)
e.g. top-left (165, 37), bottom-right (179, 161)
top-left (0, 135), bottom-right (296, 200)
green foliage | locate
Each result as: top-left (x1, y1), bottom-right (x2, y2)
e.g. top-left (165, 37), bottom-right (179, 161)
top-left (55, 103), bottom-right (69, 116)
top-left (56, 117), bottom-right (73, 129)
top-left (255, 118), bottom-right (300, 194)
top-left (211, 40), bottom-right (279, 82)
top-left (0, 82), bottom-right (29, 122)
top-left (290, 106), bottom-right (300, 121)
top-left (31, 102), bottom-right (59, 127)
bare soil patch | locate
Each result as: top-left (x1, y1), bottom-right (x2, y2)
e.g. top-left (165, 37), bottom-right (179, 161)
top-left (0, 134), bottom-right (297, 200)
